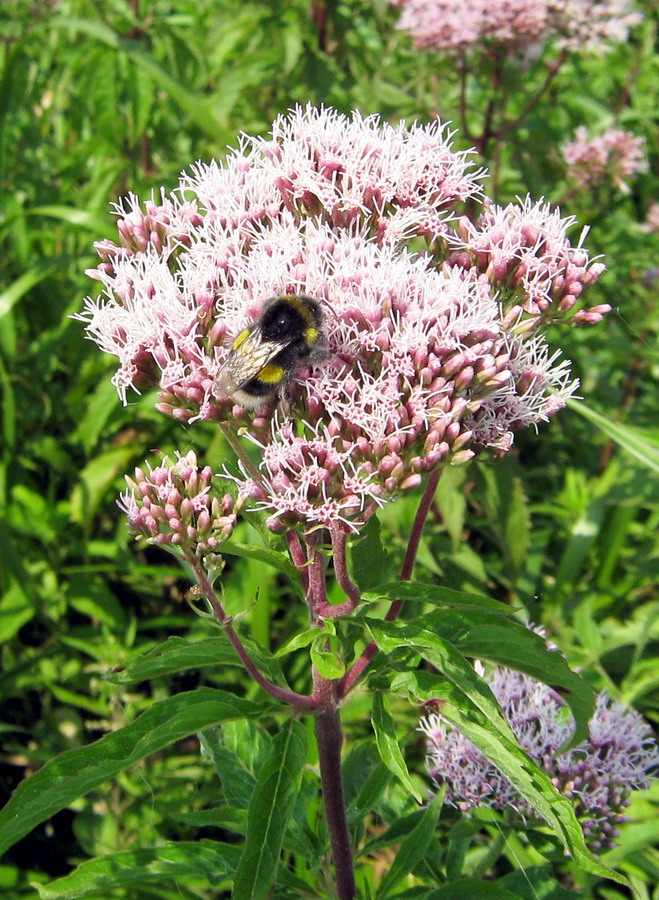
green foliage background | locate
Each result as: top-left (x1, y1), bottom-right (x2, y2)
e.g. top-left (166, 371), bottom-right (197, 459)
top-left (0, 1), bottom-right (657, 897)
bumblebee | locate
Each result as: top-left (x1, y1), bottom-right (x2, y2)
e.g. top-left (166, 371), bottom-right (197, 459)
top-left (214, 294), bottom-right (328, 408)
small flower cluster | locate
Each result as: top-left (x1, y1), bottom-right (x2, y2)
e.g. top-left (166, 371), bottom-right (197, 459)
top-left (640, 203), bottom-right (659, 234)
top-left (79, 105), bottom-right (608, 534)
top-left (119, 451), bottom-right (238, 553)
top-left (421, 664), bottom-right (659, 850)
top-left (561, 127), bottom-right (648, 194)
top-left (391, 0), bottom-right (642, 56)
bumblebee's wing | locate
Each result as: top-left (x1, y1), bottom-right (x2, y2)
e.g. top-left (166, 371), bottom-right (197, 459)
top-left (215, 327), bottom-right (291, 396)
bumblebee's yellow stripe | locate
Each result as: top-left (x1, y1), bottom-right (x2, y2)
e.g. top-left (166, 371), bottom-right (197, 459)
top-left (232, 329), bottom-right (251, 350)
top-left (285, 296), bottom-right (315, 324)
top-left (258, 363), bottom-right (285, 385)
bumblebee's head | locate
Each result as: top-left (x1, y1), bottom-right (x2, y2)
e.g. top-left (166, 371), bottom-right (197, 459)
top-left (260, 295), bottom-right (324, 354)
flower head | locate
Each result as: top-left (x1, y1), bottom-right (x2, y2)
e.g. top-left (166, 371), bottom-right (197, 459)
top-left (421, 664), bottom-right (659, 850)
top-left (79, 105), bottom-right (607, 533)
top-left (561, 127), bottom-right (648, 194)
top-left (391, 0), bottom-right (642, 56)
top-left (120, 451), bottom-right (238, 553)
top-left (640, 203), bottom-right (659, 234)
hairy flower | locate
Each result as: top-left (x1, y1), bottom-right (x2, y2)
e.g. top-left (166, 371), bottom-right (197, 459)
top-left (561, 127), bottom-right (648, 194)
top-left (391, 0), bottom-right (642, 56)
top-left (79, 105), bottom-right (607, 533)
top-left (119, 451), bottom-right (238, 552)
top-left (421, 664), bottom-right (659, 850)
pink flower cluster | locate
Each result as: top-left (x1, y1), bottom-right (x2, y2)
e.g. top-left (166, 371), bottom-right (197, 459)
top-left (422, 664), bottom-right (659, 850)
top-left (562, 126), bottom-right (648, 194)
top-left (392, 0), bottom-right (641, 56)
top-left (79, 105), bottom-right (607, 534)
top-left (640, 203), bottom-right (659, 234)
top-left (119, 451), bottom-right (238, 553)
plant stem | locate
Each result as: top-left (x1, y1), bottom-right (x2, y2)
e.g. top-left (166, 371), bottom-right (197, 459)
top-left (315, 527), bottom-right (362, 619)
top-left (314, 675), bottom-right (355, 900)
top-left (184, 550), bottom-right (317, 712)
top-left (220, 423), bottom-right (265, 489)
top-left (337, 467), bottom-right (442, 698)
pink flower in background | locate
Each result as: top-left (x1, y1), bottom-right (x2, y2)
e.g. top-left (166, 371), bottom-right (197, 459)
top-left (78, 105), bottom-right (607, 535)
top-left (421, 663), bottom-right (659, 850)
top-left (392, 0), bottom-right (642, 56)
top-left (640, 203), bottom-right (659, 234)
top-left (561, 127), bottom-right (648, 194)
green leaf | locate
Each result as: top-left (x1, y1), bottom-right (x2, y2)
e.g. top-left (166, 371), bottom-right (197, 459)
top-left (434, 465), bottom-right (468, 551)
top-left (427, 880), bottom-right (524, 900)
top-left (69, 446), bottom-right (135, 524)
top-left (104, 636), bottom-right (246, 683)
top-left (213, 540), bottom-right (299, 580)
top-left (376, 793), bottom-right (443, 899)
top-left (371, 693), bottom-right (422, 803)
top-left (0, 520), bottom-right (38, 640)
top-left (310, 631), bottom-right (347, 679)
top-left (476, 460), bottom-right (530, 582)
top-left (35, 840), bottom-right (242, 899)
top-left (274, 627), bottom-right (319, 657)
top-left (368, 623), bottom-right (624, 884)
top-left (348, 515), bottom-right (392, 591)
top-left (26, 205), bottom-right (110, 232)
top-left (0, 689), bottom-right (275, 856)
top-left (568, 399), bottom-right (659, 473)
top-left (106, 635), bottom-right (289, 701)
top-left (363, 582), bottom-right (512, 615)
top-left (500, 866), bottom-right (581, 899)
top-left (0, 260), bottom-right (61, 322)
top-left (199, 733), bottom-right (257, 810)
top-left (232, 720), bottom-right (308, 900)
top-left (46, 18), bottom-right (228, 139)
top-left (420, 614), bottom-right (595, 748)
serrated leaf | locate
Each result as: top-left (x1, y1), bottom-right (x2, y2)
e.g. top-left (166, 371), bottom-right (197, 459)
top-left (363, 582), bottom-right (512, 614)
top-left (418, 612), bottom-right (595, 748)
top-left (232, 720), bottom-right (308, 900)
top-left (0, 689), bottom-right (275, 856)
top-left (104, 636), bottom-right (244, 683)
top-left (106, 634), bottom-right (288, 696)
top-left (35, 840), bottom-right (242, 899)
top-left (368, 623), bottom-right (625, 885)
top-left (213, 540), bottom-right (299, 580)
top-left (371, 693), bottom-right (422, 803)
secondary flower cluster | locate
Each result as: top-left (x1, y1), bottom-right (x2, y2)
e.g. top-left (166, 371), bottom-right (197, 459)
top-left (421, 664), bottom-right (659, 850)
top-left (561, 127), bottom-right (648, 195)
top-left (79, 105), bottom-right (608, 534)
top-left (641, 203), bottom-right (659, 234)
top-left (119, 451), bottom-right (238, 553)
top-left (391, 0), bottom-right (642, 56)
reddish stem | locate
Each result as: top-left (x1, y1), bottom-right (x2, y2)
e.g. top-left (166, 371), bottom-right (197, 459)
top-left (313, 673), bottom-right (355, 900)
top-left (315, 527), bottom-right (361, 619)
top-left (337, 468), bottom-right (442, 698)
top-left (184, 550), bottom-right (317, 712)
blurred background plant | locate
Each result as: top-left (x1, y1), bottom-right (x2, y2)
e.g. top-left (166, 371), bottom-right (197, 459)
top-left (0, 1), bottom-right (656, 898)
